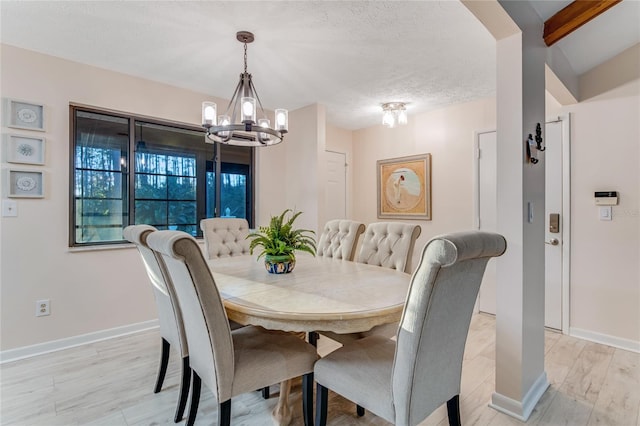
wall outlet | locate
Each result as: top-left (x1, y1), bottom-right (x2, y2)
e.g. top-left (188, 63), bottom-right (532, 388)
top-left (36, 299), bottom-right (50, 317)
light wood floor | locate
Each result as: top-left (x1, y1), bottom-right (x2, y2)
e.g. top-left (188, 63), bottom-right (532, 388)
top-left (1, 314), bottom-right (638, 425)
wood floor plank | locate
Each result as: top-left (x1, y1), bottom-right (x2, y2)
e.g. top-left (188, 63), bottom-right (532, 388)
top-left (587, 348), bottom-right (640, 426)
top-left (1, 314), bottom-right (638, 426)
top-left (561, 342), bottom-right (615, 403)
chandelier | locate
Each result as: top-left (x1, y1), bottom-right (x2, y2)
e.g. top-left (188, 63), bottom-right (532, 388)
top-left (381, 102), bottom-right (408, 128)
top-left (202, 31), bottom-right (288, 146)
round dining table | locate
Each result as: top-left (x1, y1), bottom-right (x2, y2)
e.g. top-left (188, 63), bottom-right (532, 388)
top-left (206, 253), bottom-right (411, 425)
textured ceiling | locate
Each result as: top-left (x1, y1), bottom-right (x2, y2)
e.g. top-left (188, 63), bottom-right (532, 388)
top-left (0, 1), bottom-right (496, 130)
top-left (1, 1), bottom-right (637, 130)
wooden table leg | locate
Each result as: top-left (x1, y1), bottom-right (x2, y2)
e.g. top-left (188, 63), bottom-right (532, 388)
top-left (271, 379), bottom-right (293, 425)
top-left (271, 332), bottom-right (313, 426)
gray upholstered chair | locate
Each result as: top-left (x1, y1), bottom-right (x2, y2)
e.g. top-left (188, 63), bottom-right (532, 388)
top-left (199, 217), bottom-right (271, 399)
top-left (323, 221), bottom-right (422, 346)
top-left (356, 221), bottom-right (422, 273)
top-left (146, 230), bottom-right (318, 426)
top-left (200, 218), bottom-right (251, 259)
top-left (123, 225), bottom-right (190, 423)
top-left (314, 231), bottom-right (507, 426)
top-left (316, 219), bottom-right (366, 261)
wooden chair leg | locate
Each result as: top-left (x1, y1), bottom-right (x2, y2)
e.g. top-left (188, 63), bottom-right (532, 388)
top-left (261, 386), bottom-right (270, 399)
top-left (174, 356), bottom-right (191, 423)
top-left (186, 372), bottom-right (201, 426)
top-left (447, 394), bottom-right (461, 426)
top-left (219, 399), bottom-right (231, 426)
top-left (356, 404), bottom-right (365, 417)
top-left (315, 382), bottom-right (328, 426)
top-left (302, 373), bottom-right (314, 426)
top-left (154, 338), bottom-right (170, 393)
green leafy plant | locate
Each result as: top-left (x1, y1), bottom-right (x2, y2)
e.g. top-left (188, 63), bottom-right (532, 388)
top-left (247, 209), bottom-right (316, 260)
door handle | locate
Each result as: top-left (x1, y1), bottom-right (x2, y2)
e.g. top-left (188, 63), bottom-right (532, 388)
top-left (545, 238), bottom-right (559, 246)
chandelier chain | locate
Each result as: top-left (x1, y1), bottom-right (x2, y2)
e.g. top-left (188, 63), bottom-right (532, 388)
top-left (244, 42), bottom-right (248, 74)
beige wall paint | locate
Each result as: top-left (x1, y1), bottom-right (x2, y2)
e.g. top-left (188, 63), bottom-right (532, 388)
top-left (0, 45), bottom-right (227, 350)
top-left (351, 97), bottom-right (496, 272)
top-left (1, 43), bottom-right (638, 353)
top-left (565, 80), bottom-right (639, 342)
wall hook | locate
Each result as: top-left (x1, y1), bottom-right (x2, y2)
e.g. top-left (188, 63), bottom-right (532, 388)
top-left (535, 123), bottom-right (545, 151)
top-left (526, 134), bottom-right (539, 164)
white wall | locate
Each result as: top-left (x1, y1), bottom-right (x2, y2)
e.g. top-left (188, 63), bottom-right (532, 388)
top-left (351, 98), bottom-right (496, 271)
top-left (2, 43), bottom-right (638, 353)
top-left (0, 45), bottom-right (226, 350)
top-left (553, 80), bottom-right (639, 344)
top-left (0, 45), bottom-right (325, 352)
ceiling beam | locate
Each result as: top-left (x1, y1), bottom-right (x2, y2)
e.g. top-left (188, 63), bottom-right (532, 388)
top-left (543, 0), bottom-right (621, 46)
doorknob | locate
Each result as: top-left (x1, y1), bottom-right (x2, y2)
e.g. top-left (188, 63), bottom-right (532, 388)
top-left (545, 238), bottom-right (559, 246)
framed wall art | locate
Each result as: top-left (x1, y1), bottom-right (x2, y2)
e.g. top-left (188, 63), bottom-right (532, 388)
top-left (4, 99), bottom-right (45, 132)
top-left (377, 153), bottom-right (431, 220)
top-left (5, 134), bottom-right (45, 165)
top-left (6, 169), bottom-right (45, 198)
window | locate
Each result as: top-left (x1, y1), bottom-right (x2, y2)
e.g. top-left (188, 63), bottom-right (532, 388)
top-left (70, 106), bottom-right (254, 246)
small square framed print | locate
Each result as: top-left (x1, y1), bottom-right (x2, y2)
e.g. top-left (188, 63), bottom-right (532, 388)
top-left (5, 134), bottom-right (45, 165)
top-left (7, 169), bottom-right (44, 198)
top-left (4, 99), bottom-right (45, 132)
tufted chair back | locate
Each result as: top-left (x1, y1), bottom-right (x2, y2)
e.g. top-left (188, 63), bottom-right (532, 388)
top-left (317, 219), bottom-right (366, 261)
top-left (356, 222), bottom-right (421, 273)
top-left (200, 218), bottom-right (251, 259)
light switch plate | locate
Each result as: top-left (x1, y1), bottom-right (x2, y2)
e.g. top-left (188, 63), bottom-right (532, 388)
top-left (599, 206), bottom-right (612, 221)
top-left (2, 199), bottom-right (18, 217)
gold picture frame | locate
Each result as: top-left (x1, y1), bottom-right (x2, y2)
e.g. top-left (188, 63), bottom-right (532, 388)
top-left (377, 153), bottom-right (431, 220)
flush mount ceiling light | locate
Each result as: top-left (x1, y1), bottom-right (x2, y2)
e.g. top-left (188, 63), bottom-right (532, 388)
top-left (381, 102), bottom-right (408, 128)
top-left (202, 31), bottom-right (288, 147)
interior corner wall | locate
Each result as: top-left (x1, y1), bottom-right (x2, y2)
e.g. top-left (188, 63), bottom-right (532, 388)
top-left (351, 98), bottom-right (496, 272)
top-left (257, 103), bottom-right (328, 234)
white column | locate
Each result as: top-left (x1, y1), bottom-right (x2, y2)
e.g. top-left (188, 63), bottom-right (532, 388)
top-left (490, 1), bottom-right (548, 420)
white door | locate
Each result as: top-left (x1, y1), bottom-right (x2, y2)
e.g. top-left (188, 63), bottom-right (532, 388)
top-left (476, 122), bottom-right (565, 330)
top-left (544, 121), bottom-right (563, 330)
top-left (325, 151), bottom-right (347, 220)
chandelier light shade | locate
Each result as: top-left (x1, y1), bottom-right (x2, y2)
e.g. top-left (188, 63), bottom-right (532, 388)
top-left (202, 31), bottom-right (288, 146)
top-left (381, 102), bottom-right (408, 128)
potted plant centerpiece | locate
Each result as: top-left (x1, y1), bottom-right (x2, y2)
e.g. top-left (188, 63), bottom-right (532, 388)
top-left (247, 209), bottom-right (316, 274)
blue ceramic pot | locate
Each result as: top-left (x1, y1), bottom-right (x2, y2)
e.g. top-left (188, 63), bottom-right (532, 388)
top-left (264, 254), bottom-right (296, 274)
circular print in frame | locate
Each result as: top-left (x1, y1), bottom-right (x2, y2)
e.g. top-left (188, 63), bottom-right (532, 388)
top-left (16, 176), bottom-right (37, 192)
top-left (384, 168), bottom-right (422, 211)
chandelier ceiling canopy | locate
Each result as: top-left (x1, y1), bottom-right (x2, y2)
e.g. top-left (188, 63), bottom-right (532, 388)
top-left (381, 102), bottom-right (408, 128)
top-left (202, 31), bottom-right (288, 147)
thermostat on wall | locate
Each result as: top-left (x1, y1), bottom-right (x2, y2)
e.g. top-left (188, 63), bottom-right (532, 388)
top-left (594, 191), bottom-right (618, 206)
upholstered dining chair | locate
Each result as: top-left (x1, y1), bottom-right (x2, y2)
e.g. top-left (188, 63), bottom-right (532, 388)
top-left (146, 230), bottom-right (319, 426)
top-left (199, 217), bottom-right (271, 399)
top-left (200, 217), bottom-right (269, 399)
top-left (323, 221), bottom-right (422, 347)
top-left (356, 221), bottom-right (422, 273)
top-left (314, 231), bottom-right (507, 426)
top-left (123, 225), bottom-right (190, 423)
top-left (316, 219), bottom-right (366, 261)
top-left (200, 218), bottom-right (251, 260)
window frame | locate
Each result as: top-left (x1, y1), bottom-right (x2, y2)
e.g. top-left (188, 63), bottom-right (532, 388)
top-left (69, 103), bottom-right (255, 247)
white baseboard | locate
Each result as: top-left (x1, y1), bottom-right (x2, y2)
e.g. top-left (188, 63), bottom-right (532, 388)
top-left (489, 372), bottom-right (549, 421)
top-left (570, 327), bottom-right (640, 353)
top-left (0, 319), bottom-right (159, 364)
